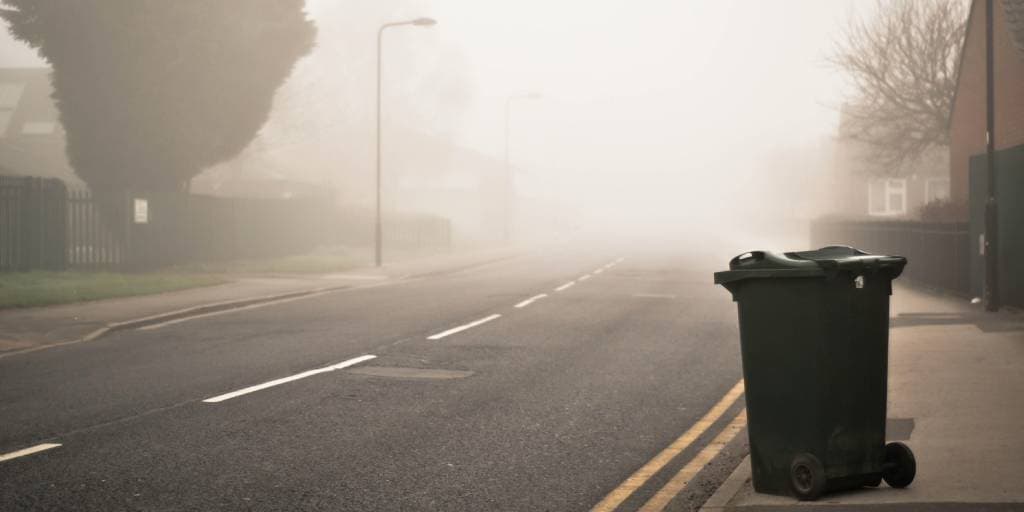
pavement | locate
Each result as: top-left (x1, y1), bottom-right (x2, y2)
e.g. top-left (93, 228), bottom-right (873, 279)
top-left (701, 285), bottom-right (1024, 511)
top-left (0, 246), bottom-right (520, 357)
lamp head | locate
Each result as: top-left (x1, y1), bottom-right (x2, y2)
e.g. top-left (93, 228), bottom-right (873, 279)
top-left (412, 17), bottom-right (437, 27)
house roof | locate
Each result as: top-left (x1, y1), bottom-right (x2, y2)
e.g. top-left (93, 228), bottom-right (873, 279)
top-left (0, 67), bottom-right (58, 129)
top-left (0, 67), bottom-right (76, 181)
top-left (948, 0), bottom-right (1024, 129)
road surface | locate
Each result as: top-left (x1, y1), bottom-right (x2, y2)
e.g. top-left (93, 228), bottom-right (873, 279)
top-left (0, 245), bottom-right (749, 511)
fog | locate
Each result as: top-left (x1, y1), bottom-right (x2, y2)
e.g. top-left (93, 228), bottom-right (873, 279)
top-left (270, 0), bottom-right (871, 252)
top-left (1, 0), bottom-right (881, 258)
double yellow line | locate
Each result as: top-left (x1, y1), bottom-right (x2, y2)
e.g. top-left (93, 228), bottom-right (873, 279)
top-left (591, 380), bottom-right (747, 512)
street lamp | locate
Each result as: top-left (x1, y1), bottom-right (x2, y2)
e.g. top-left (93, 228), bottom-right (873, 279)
top-left (375, 17), bottom-right (437, 267)
top-left (983, 0), bottom-right (999, 311)
top-left (503, 92), bottom-right (542, 242)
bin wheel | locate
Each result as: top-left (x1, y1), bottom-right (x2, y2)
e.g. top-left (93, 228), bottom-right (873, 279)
top-left (790, 453), bottom-right (826, 501)
top-left (882, 442), bottom-right (916, 488)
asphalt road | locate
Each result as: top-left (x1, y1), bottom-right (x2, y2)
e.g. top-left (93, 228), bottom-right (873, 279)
top-left (0, 245), bottom-right (749, 511)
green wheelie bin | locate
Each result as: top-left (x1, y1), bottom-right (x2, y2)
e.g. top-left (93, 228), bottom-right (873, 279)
top-left (714, 246), bottom-right (916, 501)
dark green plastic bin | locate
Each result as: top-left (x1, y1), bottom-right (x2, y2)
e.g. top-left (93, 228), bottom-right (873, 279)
top-left (714, 246), bottom-right (916, 501)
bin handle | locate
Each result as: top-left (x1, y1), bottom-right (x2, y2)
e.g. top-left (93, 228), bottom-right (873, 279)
top-left (730, 251), bottom-right (765, 269)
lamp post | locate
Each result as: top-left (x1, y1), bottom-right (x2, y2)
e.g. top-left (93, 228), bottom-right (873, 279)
top-left (983, 0), bottom-right (999, 311)
top-left (376, 17), bottom-right (436, 267)
top-left (503, 92), bottom-right (542, 242)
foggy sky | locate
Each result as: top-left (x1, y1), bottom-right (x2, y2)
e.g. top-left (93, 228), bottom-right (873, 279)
top-left (1, 1), bottom-right (881, 242)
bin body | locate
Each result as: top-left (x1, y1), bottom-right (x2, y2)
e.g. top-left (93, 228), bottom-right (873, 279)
top-left (715, 247), bottom-right (905, 497)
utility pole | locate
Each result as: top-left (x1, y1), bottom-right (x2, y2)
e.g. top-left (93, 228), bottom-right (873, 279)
top-left (376, 26), bottom-right (383, 268)
top-left (984, 0), bottom-right (1000, 311)
top-left (375, 17), bottom-right (437, 267)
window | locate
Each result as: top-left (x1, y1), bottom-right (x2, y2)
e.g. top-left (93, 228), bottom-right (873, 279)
top-left (925, 178), bottom-right (950, 203)
top-left (887, 180), bottom-right (905, 212)
top-left (867, 178), bottom-right (907, 216)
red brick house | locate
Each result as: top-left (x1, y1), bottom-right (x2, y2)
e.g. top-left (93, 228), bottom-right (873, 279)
top-left (949, 0), bottom-right (1024, 306)
top-left (948, 0), bottom-right (1024, 209)
top-left (814, 1), bottom-right (1023, 302)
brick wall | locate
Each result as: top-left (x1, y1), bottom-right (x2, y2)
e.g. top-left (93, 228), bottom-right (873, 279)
top-left (949, 0), bottom-right (1024, 210)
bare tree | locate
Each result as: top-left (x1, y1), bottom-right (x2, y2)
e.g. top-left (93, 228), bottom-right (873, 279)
top-left (831, 0), bottom-right (968, 174)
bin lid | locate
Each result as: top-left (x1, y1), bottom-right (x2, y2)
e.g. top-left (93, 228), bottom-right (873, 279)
top-left (713, 246), bottom-right (906, 285)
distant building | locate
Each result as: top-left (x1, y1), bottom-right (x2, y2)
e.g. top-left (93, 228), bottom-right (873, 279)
top-left (191, 162), bottom-right (326, 200)
top-left (0, 68), bottom-right (78, 183)
top-left (829, 106), bottom-right (950, 219)
top-left (948, 0), bottom-right (1024, 209)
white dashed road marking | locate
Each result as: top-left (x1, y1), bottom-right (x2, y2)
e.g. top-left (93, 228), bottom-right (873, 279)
top-left (0, 443), bottom-right (61, 463)
top-left (203, 355), bottom-right (377, 403)
top-left (515, 294), bottom-right (548, 308)
top-left (555, 281), bottom-right (576, 292)
top-left (427, 314), bottom-right (502, 340)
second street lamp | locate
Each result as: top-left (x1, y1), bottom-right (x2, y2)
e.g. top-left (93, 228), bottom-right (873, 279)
top-left (503, 92), bottom-right (542, 242)
top-left (375, 17), bottom-right (436, 267)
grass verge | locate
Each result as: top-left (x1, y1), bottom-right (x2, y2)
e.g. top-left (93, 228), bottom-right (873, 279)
top-left (0, 272), bottom-right (228, 309)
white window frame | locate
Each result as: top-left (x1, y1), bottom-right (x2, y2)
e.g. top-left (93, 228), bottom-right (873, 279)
top-left (868, 178), bottom-right (908, 216)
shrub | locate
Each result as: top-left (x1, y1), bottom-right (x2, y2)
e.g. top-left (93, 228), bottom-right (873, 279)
top-left (917, 198), bottom-right (965, 222)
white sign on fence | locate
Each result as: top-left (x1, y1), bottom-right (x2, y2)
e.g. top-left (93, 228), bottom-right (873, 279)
top-left (133, 198), bottom-right (149, 224)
